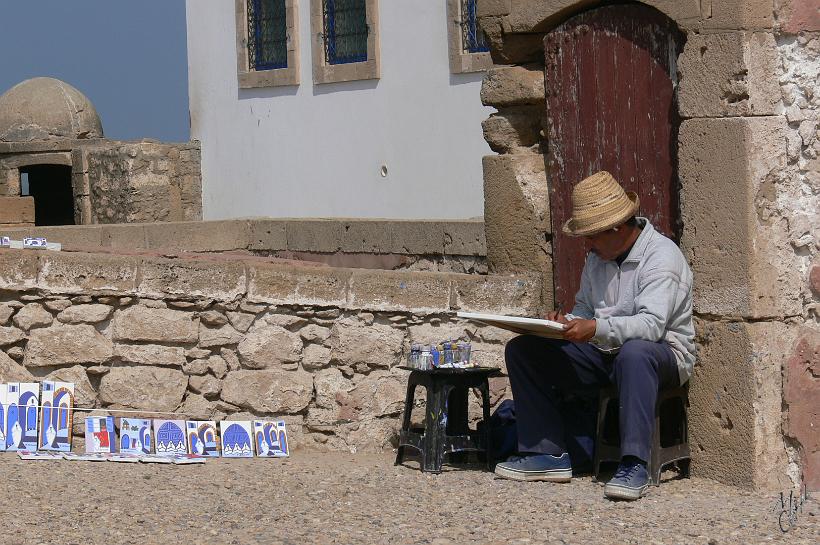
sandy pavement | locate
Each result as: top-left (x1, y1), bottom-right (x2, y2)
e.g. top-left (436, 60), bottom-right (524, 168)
top-left (1, 452), bottom-right (817, 545)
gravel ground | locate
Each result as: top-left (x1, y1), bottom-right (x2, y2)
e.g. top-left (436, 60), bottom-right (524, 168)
top-left (1, 452), bottom-right (817, 545)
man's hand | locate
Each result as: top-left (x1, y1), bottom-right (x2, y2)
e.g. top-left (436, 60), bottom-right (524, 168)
top-left (545, 310), bottom-right (570, 325)
top-left (562, 319), bottom-right (597, 342)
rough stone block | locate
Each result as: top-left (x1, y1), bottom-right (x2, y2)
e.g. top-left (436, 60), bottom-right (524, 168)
top-left (38, 252), bottom-right (139, 294)
top-left (481, 64), bottom-right (545, 108)
top-left (24, 324), bottom-right (114, 367)
top-left (348, 270), bottom-right (451, 312)
top-left (451, 273), bottom-right (541, 316)
top-left (100, 224), bottom-right (147, 250)
top-left (443, 221), bottom-right (487, 256)
top-left (779, 0), bottom-right (820, 33)
top-left (340, 220), bottom-right (393, 254)
top-left (0, 251), bottom-right (39, 290)
top-left (57, 303), bottom-right (113, 324)
top-left (247, 263), bottom-right (349, 307)
top-left (702, 0), bottom-right (775, 30)
top-left (482, 106), bottom-right (543, 153)
top-left (0, 326), bottom-right (24, 346)
top-left (99, 366), bottom-right (187, 412)
top-left (199, 323), bottom-right (244, 348)
top-left (114, 344), bottom-right (187, 367)
top-left (330, 317), bottom-right (405, 370)
top-left (238, 322), bottom-right (302, 369)
top-left (0, 351), bottom-right (34, 382)
top-left (689, 320), bottom-right (795, 490)
top-left (143, 220), bottom-right (250, 253)
top-left (247, 219), bottom-right (288, 251)
top-left (504, 0), bottom-right (703, 32)
top-left (112, 306), bottom-right (199, 343)
top-left (783, 326), bottom-right (820, 490)
top-left (34, 225), bottom-right (104, 249)
top-left (679, 116), bottom-right (801, 318)
top-left (13, 303), bottom-right (53, 331)
top-left (0, 196), bottom-right (34, 224)
top-left (482, 154), bottom-right (550, 273)
top-left (679, 32), bottom-right (781, 118)
top-left (221, 368), bottom-right (313, 414)
top-left (389, 221), bottom-right (444, 255)
top-left (285, 220), bottom-right (343, 253)
top-left (138, 257), bottom-right (247, 301)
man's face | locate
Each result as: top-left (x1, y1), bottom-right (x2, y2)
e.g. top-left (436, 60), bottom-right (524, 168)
top-left (584, 227), bottom-right (630, 261)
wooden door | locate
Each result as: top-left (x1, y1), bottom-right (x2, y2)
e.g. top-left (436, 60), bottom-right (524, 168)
top-left (544, 4), bottom-right (684, 310)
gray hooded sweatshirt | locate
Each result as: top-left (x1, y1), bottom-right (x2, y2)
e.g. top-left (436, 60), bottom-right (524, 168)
top-left (570, 218), bottom-right (696, 385)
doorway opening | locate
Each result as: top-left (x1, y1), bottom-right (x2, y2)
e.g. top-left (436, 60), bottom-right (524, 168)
top-left (20, 164), bottom-right (75, 226)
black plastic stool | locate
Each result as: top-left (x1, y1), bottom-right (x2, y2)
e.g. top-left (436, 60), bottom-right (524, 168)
top-left (593, 383), bottom-right (691, 485)
top-left (394, 367), bottom-right (499, 473)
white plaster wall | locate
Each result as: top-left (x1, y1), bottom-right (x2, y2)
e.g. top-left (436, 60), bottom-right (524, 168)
top-left (186, 0), bottom-right (493, 220)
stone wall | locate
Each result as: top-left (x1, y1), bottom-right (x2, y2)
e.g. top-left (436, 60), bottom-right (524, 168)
top-left (75, 140), bottom-right (202, 224)
top-left (0, 139), bottom-right (202, 226)
top-left (0, 249), bottom-right (538, 451)
top-left (0, 218), bottom-right (487, 274)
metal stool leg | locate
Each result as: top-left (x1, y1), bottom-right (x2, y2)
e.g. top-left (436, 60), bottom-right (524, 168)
top-left (394, 378), bottom-right (418, 466)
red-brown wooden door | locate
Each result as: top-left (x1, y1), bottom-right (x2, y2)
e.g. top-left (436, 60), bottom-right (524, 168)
top-left (544, 4), bottom-right (684, 310)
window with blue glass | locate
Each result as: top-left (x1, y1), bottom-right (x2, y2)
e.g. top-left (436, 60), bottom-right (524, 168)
top-left (323, 0), bottom-right (368, 65)
top-left (248, 0), bottom-right (289, 70)
top-left (461, 0), bottom-right (489, 53)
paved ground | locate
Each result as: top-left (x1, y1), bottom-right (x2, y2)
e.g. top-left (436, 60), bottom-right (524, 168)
top-left (1, 452), bottom-right (817, 544)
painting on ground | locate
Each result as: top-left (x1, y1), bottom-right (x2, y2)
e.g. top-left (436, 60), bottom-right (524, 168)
top-left (119, 418), bottom-right (152, 455)
top-left (85, 416), bottom-right (116, 454)
top-left (186, 420), bottom-right (219, 456)
top-left (220, 421), bottom-right (253, 458)
top-left (154, 419), bottom-right (187, 456)
top-left (6, 383), bottom-right (39, 451)
top-left (39, 381), bottom-right (75, 452)
top-left (0, 384), bottom-right (8, 452)
top-left (254, 420), bottom-right (289, 457)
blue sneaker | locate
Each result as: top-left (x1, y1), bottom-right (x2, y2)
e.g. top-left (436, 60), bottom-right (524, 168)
top-left (494, 453), bottom-right (572, 482)
top-left (604, 459), bottom-right (650, 500)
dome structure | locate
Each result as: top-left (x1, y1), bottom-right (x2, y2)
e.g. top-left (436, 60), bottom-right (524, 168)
top-left (0, 77), bottom-right (103, 142)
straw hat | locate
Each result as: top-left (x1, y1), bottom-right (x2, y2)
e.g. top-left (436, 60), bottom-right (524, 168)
top-left (561, 171), bottom-right (640, 237)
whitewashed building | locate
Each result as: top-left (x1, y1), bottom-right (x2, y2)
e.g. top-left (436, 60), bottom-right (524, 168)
top-left (185, 0), bottom-right (494, 220)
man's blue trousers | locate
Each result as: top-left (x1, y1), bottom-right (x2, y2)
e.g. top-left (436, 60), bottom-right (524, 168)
top-left (504, 335), bottom-right (680, 464)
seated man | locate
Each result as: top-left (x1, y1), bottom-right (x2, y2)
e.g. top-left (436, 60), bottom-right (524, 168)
top-left (494, 171), bottom-right (696, 501)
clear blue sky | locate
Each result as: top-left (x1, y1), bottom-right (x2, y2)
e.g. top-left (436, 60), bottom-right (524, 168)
top-left (0, 0), bottom-right (189, 142)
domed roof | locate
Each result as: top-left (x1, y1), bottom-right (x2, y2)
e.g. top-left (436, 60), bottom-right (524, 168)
top-left (0, 77), bottom-right (103, 142)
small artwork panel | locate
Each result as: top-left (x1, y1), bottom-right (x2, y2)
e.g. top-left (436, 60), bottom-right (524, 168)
top-left (186, 421), bottom-right (219, 457)
top-left (119, 418), bottom-right (152, 455)
top-left (253, 420), bottom-right (289, 457)
top-left (219, 421), bottom-right (253, 458)
top-left (0, 384), bottom-right (8, 452)
top-left (4, 383), bottom-right (20, 451)
top-left (13, 382), bottom-right (40, 451)
top-left (154, 419), bottom-right (187, 456)
top-left (39, 381), bottom-right (75, 452)
top-left (85, 416), bottom-right (116, 454)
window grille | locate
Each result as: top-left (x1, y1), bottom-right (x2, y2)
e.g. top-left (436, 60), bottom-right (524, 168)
top-left (248, 0), bottom-right (288, 70)
top-left (461, 0), bottom-right (489, 53)
top-left (323, 0), bottom-right (368, 65)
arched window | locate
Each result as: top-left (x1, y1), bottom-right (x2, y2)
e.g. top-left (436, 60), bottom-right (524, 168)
top-left (40, 403), bottom-right (51, 442)
top-left (59, 403), bottom-right (68, 429)
top-left (121, 435), bottom-right (130, 451)
top-left (26, 402), bottom-right (37, 431)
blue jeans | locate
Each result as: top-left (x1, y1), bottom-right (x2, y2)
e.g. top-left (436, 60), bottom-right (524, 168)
top-left (504, 336), bottom-right (680, 464)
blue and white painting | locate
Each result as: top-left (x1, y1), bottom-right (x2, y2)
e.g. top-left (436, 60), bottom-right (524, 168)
top-left (253, 420), bottom-right (289, 457)
top-left (119, 418), bottom-right (152, 455)
top-left (39, 381), bottom-right (74, 452)
top-left (154, 419), bottom-right (186, 456)
top-left (186, 420), bottom-right (219, 457)
top-left (219, 421), bottom-right (253, 458)
top-left (0, 384), bottom-right (8, 452)
top-left (6, 383), bottom-right (39, 451)
top-left (85, 416), bottom-right (116, 454)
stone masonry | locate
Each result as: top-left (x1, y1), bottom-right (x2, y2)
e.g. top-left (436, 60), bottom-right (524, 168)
top-left (0, 249), bottom-right (537, 452)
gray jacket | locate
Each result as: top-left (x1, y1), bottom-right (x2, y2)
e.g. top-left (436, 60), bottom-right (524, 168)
top-left (570, 218), bottom-right (696, 385)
